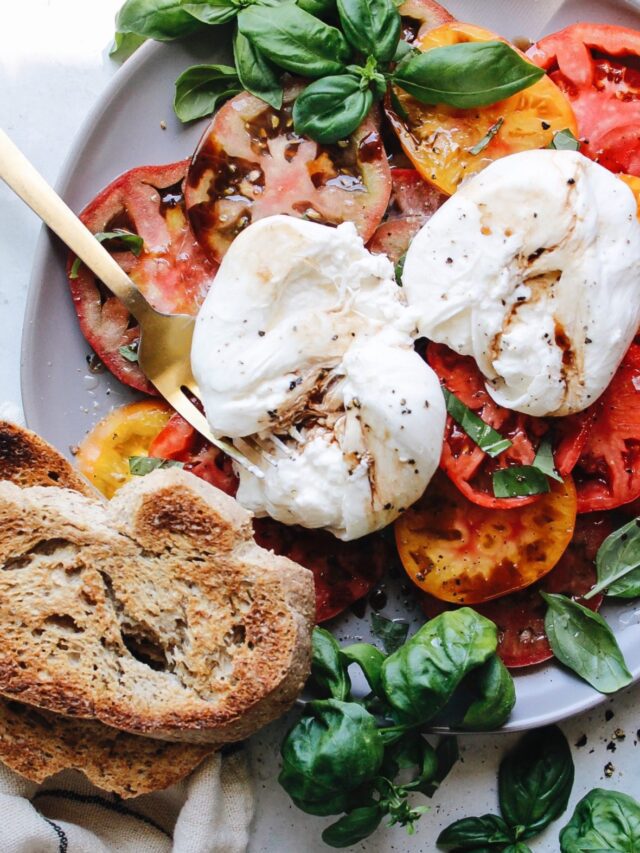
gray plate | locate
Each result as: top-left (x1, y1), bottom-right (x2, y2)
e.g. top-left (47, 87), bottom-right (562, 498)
top-left (21, 0), bottom-right (640, 730)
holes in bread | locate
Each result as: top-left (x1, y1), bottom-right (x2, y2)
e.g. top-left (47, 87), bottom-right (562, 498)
top-left (44, 614), bottom-right (84, 634)
top-left (1, 538), bottom-right (78, 570)
top-left (225, 624), bottom-right (246, 647)
top-left (121, 625), bottom-right (169, 672)
top-left (47, 470), bottom-right (60, 483)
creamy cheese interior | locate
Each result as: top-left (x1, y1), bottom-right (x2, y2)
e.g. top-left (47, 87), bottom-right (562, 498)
top-left (191, 215), bottom-right (445, 540)
top-left (402, 150), bottom-right (640, 417)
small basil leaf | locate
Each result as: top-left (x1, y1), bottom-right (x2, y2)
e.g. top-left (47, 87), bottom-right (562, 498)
top-left (129, 456), bottom-right (184, 475)
top-left (69, 229), bottom-right (144, 279)
top-left (311, 627), bottom-right (351, 701)
top-left (560, 788), bottom-right (640, 852)
top-left (336, 0), bottom-right (401, 62)
top-left (443, 389), bottom-right (512, 458)
top-left (457, 654), bottom-right (516, 731)
top-left (381, 608), bottom-right (497, 725)
top-left (237, 4), bottom-right (350, 77)
top-left (110, 30), bottom-right (147, 60)
top-left (393, 38), bottom-right (414, 63)
top-left (395, 250), bottom-right (407, 282)
top-left (437, 814), bottom-right (512, 849)
top-left (499, 725), bottom-right (574, 839)
top-left (584, 516), bottom-right (640, 600)
top-left (297, 0), bottom-right (336, 17)
top-left (542, 593), bottom-right (632, 693)
top-left (115, 0), bottom-right (208, 40)
top-left (182, 0), bottom-right (238, 24)
top-left (322, 805), bottom-right (383, 848)
top-left (532, 436), bottom-right (562, 482)
top-left (548, 128), bottom-right (580, 151)
top-left (392, 41), bottom-right (544, 109)
top-left (468, 117), bottom-right (504, 156)
top-left (492, 465), bottom-right (550, 498)
top-left (293, 75), bottom-right (372, 144)
top-left (340, 642), bottom-right (385, 696)
top-left (174, 63), bottom-right (241, 122)
top-left (370, 612), bottom-right (409, 654)
top-left (233, 31), bottom-right (283, 110)
top-left (119, 342), bottom-right (139, 363)
top-left (421, 736), bottom-right (459, 798)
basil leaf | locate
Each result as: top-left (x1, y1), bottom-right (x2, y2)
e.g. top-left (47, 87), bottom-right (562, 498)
top-left (560, 788), bottom-right (640, 852)
top-left (532, 436), bottom-right (562, 482)
top-left (115, 0), bottom-right (209, 40)
top-left (437, 814), bottom-right (512, 848)
top-left (290, 788), bottom-right (368, 817)
top-left (443, 389), bottom-right (512, 458)
top-left (542, 592), bottom-right (632, 693)
top-left (279, 699), bottom-right (384, 805)
top-left (322, 805), bottom-right (382, 848)
top-left (233, 30), bottom-right (283, 110)
top-left (297, 0), bottom-right (336, 17)
top-left (458, 655), bottom-right (516, 731)
top-left (119, 342), bottom-right (139, 363)
top-left (336, 0), bottom-right (400, 62)
top-left (394, 250), bottom-right (407, 282)
top-left (499, 725), bottom-right (574, 839)
top-left (468, 117), bottom-right (504, 156)
top-left (584, 516), bottom-right (640, 600)
top-left (340, 642), bottom-right (385, 696)
top-left (421, 736), bottom-right (459, 798)
top-left (492, 465), bottom-right (550, 498)
top-left (237, 4), bottom-right (350, 77)
top-left (311, 627), bottom-right (351, 701)
top-left (174, 63), bottom-right (241, 122)
top-left (548, 128), bottom-right (580, 151)
top-left (293, 74), bottom-right (372, 143)
top-left (129, 456), bottom-right (184, 475)
top-left (182, 0), bottom-right (238, 24)
top-left (392, 41), bottom-right (544, 109)
top-left (383, 731), bottom-right (437, 784)
top-left (504, 845), bottom-right (533, 853)
top-left (110, 30), bottom-right (147, 60)
top-left (370, 612), bottom-right (409, 654)
top-left (69, 229), bottom-right (144, 279)
top-left (381, 608), bottom-right (497, 724)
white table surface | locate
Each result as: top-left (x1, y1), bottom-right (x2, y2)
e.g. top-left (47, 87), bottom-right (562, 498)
top-left (1, 2), bottom-right (639, 851)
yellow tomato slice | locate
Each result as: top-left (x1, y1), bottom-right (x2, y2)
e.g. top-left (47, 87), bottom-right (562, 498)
top-left (76, 400), bottom-right (173, 499)
top-left (387, 23), bottom-right (579, 195)
top-left (395, 471), bottom-right (577, 605)
top-left (619, 173), bottom-right (640, 217)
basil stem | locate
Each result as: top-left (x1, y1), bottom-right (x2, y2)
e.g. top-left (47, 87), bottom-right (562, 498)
top-left (443, 388), bottom-right (512, 458)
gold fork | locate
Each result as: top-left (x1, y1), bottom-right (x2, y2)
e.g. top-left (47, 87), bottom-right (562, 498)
top-left (0, 129), bottom-right (264, 478)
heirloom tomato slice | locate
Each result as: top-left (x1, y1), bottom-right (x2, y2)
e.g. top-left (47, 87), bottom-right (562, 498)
top-left (427, 343), bottom-right (591, 509)
top-left (386, 23), bottom-right (577, 195)
top-left (68, 161), bottom-right (217, 395)
top-left (419, 513), bottom-right (610, 668)
top-left (398, 0), bottom-right (455, 43)
top-left (185, 82), bottom-right (391, 262)
top-left (395, 470), bottom-right (577, 605)
top-left (530, 24), bottom-right (640, 176)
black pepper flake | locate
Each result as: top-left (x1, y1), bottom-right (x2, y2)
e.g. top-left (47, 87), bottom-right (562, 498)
top-left (258, 330), bottom-right (266, 337)
top-left (567, 178), bottom-right (576, 185)
top-left (585, 337), bottom-right (592, 344)
top-left (446, 257), bottom-right (453, 265)
top-left (541, 120), bottom-right (551, 129)
top-left (575, 734), bottom-right (588, 748)
top-left (604, 762), bottom-right (615, 777)
top-left (424, 400), bottom-right (430, 408)
top-left (606, 741), bottom-right (617, 753)
top-left (267, 409), bottom-right (278, 419)
top-left (614, 728), bottom-right (626, 740)
top-left (605, 709), bottom-right (615, 722)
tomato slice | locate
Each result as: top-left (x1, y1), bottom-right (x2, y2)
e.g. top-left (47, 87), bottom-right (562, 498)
top-left (387, 23), bottom-right (578, 196)
top-left (185, 82), bottom-right (391, 262)
top-left (529, 24), bottom-right (640, 176)
top-left (426, 343), bottom-right (591, 509)
top-left (419, 513), bottom-right (611, 668)
top-left (368, 169), bottom-right (446, 262)
top-left (68, 162), bottom-right (217, 394)
top-left (395, 469), bottom-right (577, 605)
top-left (75, 400), bottom-right (174, 498)
top-left (398, 0), bottom-right (455, 43)
top-left (572, 342), bottom-right (640, 512)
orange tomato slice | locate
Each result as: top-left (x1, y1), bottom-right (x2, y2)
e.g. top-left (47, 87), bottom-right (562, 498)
top-left (395, 470), bottom-right (577, 605)
top-left (76, 400), bottom-right (174, 499)
top-left (387, 23), bottom-right (578, 195)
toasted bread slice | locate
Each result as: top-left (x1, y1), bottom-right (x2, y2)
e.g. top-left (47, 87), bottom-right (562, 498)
top-left (0, 420), bottom-right (213, 795)
top-left (0, 466), bottom-right (315, 743)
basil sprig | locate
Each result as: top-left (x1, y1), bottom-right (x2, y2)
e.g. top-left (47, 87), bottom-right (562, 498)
top-left (584, 516), bottom-right (640, 600)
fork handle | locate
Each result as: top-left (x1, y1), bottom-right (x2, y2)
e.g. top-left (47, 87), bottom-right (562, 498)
top-left (0, 129), bottom-right (149, 320)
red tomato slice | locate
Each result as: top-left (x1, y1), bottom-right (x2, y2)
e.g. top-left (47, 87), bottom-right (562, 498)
top-left (185, 82), bottom-right (392, 262)
top-left (68, 162), bottom-right (217, 394)
top-left (529, 24), bottom-right (640, 175)
top-left (572, 342), bottom-right (640, 512)
top-left (419, 513), bottom-right (611, 668)
top-left (398, 0), bottom-right (455, 43)
top-left (426, 343), bottom-right (591, 509)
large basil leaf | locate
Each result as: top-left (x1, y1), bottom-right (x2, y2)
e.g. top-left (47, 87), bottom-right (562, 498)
top-left (585, 516), bottom-right (640, 599)
top-left (182, 0), bottom-right (238, 24)
top-left (336, 0), bottom-right (400, 62)
top-left (437, 814), bottom-right (512, 848)
top-left (380, 608), bottom-right (497, 724)
top-left (322, 805), bottom-right (383, 848)
top-left (542, 593), bottom-right (632, 693)
top-left (560, 788), bottom-right (640, 852)
top-left (458, 655), bottom-right (516, 731)
top-left (279, 699), bottom-right (384, 806)
top-left (392, 41), bottom-right (544, 109)
top-left (498, 726), bottom-right (574, 839)
top-left (311, 627), bottom-right (351, 701)
top-left (297, 0), bottom-right (336, 16)
top-left (293, 74), bottom-right (372, 143)
top-left (340, 642), bottom-right (385, 697)
top-left (233, 30), bottom-right (283, 110)
top-left (237, 4), bottom-right (350, 77)
top-left (174, 64), bottom-right (241, 122)
top-left (115, 0), bottom-right (210, 39)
